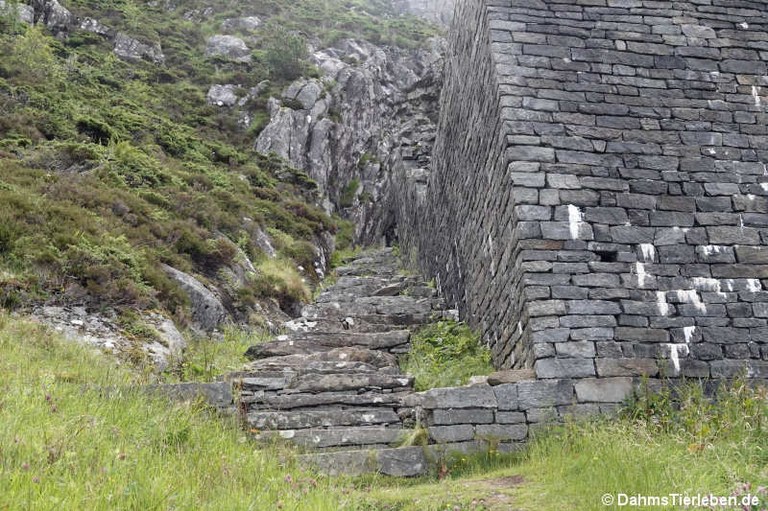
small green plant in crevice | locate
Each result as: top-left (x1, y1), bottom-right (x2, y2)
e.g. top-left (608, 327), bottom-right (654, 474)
top-left (330, 217), bottom-right (360, 268)
top-left (400, 320), bottom-right (493, 391)
top-left (339, 178), bottom-right (360, 208)
top-left (397, 424), bottom-right (428, 448)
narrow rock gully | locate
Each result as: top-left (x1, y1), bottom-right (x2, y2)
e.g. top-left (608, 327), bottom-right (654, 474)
top-left (227, 247), bottom-right (453, 476)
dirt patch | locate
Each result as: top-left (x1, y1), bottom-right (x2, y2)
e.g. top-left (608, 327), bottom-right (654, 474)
top-left (453, 475), bottom-right (526, 510)
top-left (481, 475), bottom-right (525, 489)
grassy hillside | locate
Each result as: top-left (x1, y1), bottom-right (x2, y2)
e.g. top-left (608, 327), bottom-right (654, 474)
top-left (0, 0), bottom-right (436, 329)
top-left (2, 315), bottom-right (765, 510)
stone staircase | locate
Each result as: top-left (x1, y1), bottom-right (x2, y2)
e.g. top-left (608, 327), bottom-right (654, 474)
top-left (228, 248), bottom-right (452, 475)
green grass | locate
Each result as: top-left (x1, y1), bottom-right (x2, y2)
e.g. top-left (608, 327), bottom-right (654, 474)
top-left (400, 320), bottom-right (493, 391)
top-left (1, 314), bottom-right (766, 510)
top-left (162, 327), bottom-right (270, 382)
top-left (360, 380), bottom-right (768, 511)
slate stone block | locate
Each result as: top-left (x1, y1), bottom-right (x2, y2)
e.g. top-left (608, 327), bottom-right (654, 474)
top-left (431, 409), bottom-right (495, 426)
top-left (534, 358), bottom-right (596, 378)
top-left (574, 377), bottom-right (633, 403)
top-left (517, 379), bottom-right (574, 409)
top-left (475, 424), bottom-right (528, 441)
top-left (429, 425), bottom-right (475, 443)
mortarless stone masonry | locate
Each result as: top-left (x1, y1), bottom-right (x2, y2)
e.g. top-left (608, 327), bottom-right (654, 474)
top-left (393, 0), bottom-right (768, 380)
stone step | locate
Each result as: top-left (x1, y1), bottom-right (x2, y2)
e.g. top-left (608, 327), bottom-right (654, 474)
top-left (243, 359), bottom-right (387, 374)
top-left (297, 442), bottom-right (521, 477)
top-left (305, 295), bottom-right (436, 316)
top-left (239, 389), bottom-right (408, 409)
top-left (297, 446), bottom-right (428, 477)
top-left (254, 425), bottom-right (405, 449)
top-left (235, 371), bottom-right (413, 393)
top-left (287, 372), bottom-right (413, 393)
top-left (247, 408), bottom-right (400, 429)
top-left (244, 331), bottom-right (410, 359)
top-left (242, 347), bottom-right (398, 371)
top-left (317, 284), bottom-right (437, 303)
top-left (284, 316), bottom-right (402, 334)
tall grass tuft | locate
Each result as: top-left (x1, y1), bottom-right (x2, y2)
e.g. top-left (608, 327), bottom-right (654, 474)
top-left (0, 315), bottom-right (348, 510)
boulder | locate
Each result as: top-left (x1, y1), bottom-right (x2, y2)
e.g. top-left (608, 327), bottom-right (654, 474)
top-left (206, 84), bottom-right (239, 107)
top-left (113, 32), bottom-right (165, 64)
top-left (0, 0), bottom-right (34, 24)
top-left (205, 35), bottom-right (251, 63)
top-left (162, 264), bottom-right (227, 331)
top-left (30, 0), bottom-right (73, 33)
top-left (79, 17), bottom-right (111, 37)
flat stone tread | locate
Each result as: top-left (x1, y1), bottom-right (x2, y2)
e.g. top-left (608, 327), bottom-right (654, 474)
top-left (247, 408), bottom-right (401, 429)
top-left (255, 425), bottom-right (406, 448)
top-left (298, 446), bottom-right (428, 477)
top-left (234, 248), bottom-right (448, 454)
top-left (244, 331), bottom-right (410, 359)
top-left (243, 347), bottom-right (398, 370)
top-left (239, 390), bottom-right (406, 409)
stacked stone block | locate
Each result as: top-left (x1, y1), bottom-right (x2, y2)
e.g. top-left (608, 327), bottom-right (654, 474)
top-left (396, 0), bottom-right (768, 380)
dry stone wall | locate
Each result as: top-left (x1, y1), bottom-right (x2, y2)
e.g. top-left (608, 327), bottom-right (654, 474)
top-left (396, 0), bottom-right (768, 381)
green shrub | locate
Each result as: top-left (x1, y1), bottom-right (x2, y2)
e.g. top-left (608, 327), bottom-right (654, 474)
top-left (263, 27), bottom-right (308, 82)
top-left (401, 320), bottom-right (493, 391)
top-left (339, 178), bottom-right (360, 208)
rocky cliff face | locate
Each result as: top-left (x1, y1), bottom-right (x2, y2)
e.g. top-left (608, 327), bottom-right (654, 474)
top-left (255, 37), bottom-right (444, 244)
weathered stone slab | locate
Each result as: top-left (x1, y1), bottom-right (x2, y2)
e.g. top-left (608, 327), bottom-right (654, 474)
top-left (260, 426), bottom-right (404, 448)
top-left (247, 409), bottom-right (400, 429)
top-left (574, 378), bottom-right (634, 403)
top-left (517, 380), bottom-right (574, 409)
top-left (431, 409), bottom-right (495, 425)
top-left (403, 385), bottom-right (498, 409)
top-left (289, 373), bottom-right (413, 393)
top-left (534, 358), bottom-right (596, 378)
top-left (487, 369), bottom-right (536, 385)
top-left (428, 425), bottom-right (475, 443)
top-left (475, 424), bottom-right (528, 442)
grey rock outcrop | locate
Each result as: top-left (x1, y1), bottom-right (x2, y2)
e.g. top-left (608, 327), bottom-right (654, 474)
top-left (79, 17), bottom-right (111, 37)
top-left (205, 35), bottom-right (251, 63)
top-left (113, 32), bottom-right (165, 64)
top-left (0, 0), bottom-right (34, 24)
top-left (162, 265), bottom-right (227, 332)
top-left (29, 0), bottom-right (72, 33)
top-left (255, 38), bottom-right (445, 240)
top-left (31, 306), bottom-right (186, 370)
top-left (206, 84), bottom-right (239, 107)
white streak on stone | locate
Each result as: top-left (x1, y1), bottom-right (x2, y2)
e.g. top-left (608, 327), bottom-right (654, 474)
top-left (702, 245), bottom-right (726, 256)
top-left (683, 326), bottom-right (696, 344)
top-left (752, 85), bottom-right (762, 108)
top-left (692, 277), bottom-right (721, 292)
top-left (656, 291), bottom-right (669, 316)
top-left (666, 344), bottom-right (689, 374)
top-left (640, 243), bottom-right (656, 262)
top-left (746, 279), bottom-right (762, 292)
top-left (568, 205), bottom-right (583, 240)
top-left (674, 289), bottom-right (707, 313)
top-left (636, 262), bottom-right (647, 287)
top-left (725, 279), bottom-right (734, 292)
